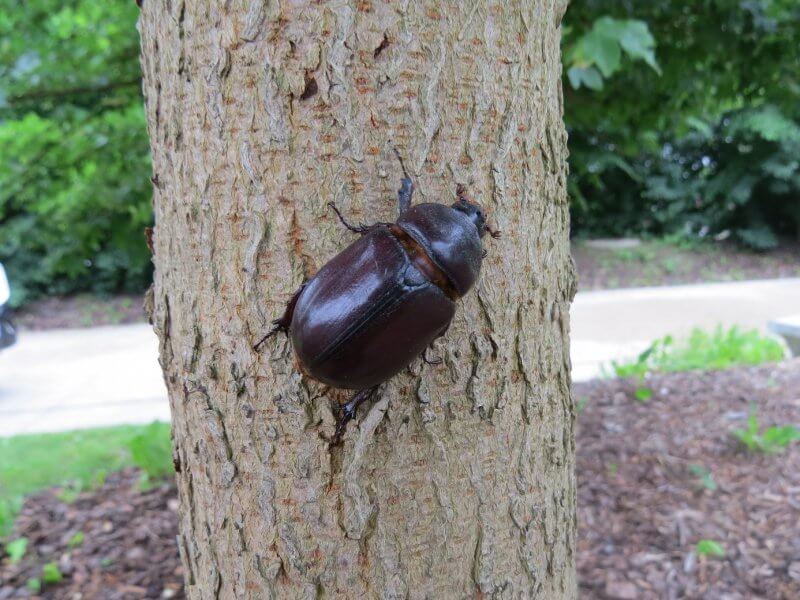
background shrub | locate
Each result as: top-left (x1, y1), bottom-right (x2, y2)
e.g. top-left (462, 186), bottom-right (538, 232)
top-left (564, 1), bottom-right (800, 247)
top-left (0, 2), bottom-right (151, 305)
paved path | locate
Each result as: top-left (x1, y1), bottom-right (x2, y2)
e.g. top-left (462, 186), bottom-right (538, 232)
top-left (2, 278), bottom-right (799, 436)
top-left (0, 324), bottom-right (169, 437)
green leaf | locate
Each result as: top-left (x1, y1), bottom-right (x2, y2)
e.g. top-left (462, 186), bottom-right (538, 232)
top-left (580, 30), bottom-right (622, 77)
top-left (5, 537), bottom-right (28, 563)
top-left (696, 539), bottom-right (725, 558)
top-left (26, 578), bottom-right (42, 593)
top-left (634, 387), bottom-right (653, 402)
top-left (42, 562), bottom-right (63, 584)
top-left (688, 464), bottom-right (717, 491)
top-left (67, 531), bottom-right (85, 548)
top-left (617, 20), bottom-right (660, 73)
top-left (567, 66), bottom-right (604, 91)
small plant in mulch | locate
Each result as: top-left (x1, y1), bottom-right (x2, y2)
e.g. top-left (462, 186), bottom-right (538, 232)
top-left (4, 537), bottom-right (27, 564)
top-left (696, 539), bottom-right (726, 559)
top-left (0, 469), bottom-right (184, 599)
top-left (732, 408), bottom-right (800, 454)
top-left (688, 464), bottom-right (717, 491)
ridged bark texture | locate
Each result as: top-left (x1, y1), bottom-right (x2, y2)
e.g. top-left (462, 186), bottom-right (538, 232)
top-left (139, 1), bottom-right (576, 598)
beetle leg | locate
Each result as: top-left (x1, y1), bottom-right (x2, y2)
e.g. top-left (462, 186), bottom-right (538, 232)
top-left (327, 202), bottom-right (373, 235)
top-left (253, 282), bottom-right (307, 350)
top-left (331, 386), bottom-right (380, 446)
top-left (422, 346), bottom-right (442, 365)
top-left (393, 148), bottom-right (414, 215)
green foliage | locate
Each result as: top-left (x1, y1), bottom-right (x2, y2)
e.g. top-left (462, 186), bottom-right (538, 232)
top-left (127, 421), bottom-right (174, 487)
top-left (4, 537), bottom-right (27, 563)
top-left (565, 2), bottom-right (800, 247)
top-left (732, 409), bottom-right (800, 454)
top-left (611, 326), bottom-right (785, 379)
top-left (688, 464), bottom-right (717, 491)
top-left (26, 578), bottom-right (42, 593)
top-left (67, 531), bottom-right (84, 549)
top-left (565, 17), bottom-right (658, 91)
top-left (0, 1), bottom-right (152, 306)
top-left (0, 422), bottom-right (171, 536)
top-left (696, 539), bottom-right (725, 558)
top-left (641, 105), bottom-right (800, 249)
top-left (41, 561), bottom-right (63, 584)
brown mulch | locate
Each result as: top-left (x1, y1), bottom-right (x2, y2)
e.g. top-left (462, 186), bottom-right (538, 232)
top-left (0, 470), bottom-right (183, 600)
top-left (575, 360), bottom-right (800, 599)
top-left (13, 294), bottom-right (146, 332)
top-left (573, 239), bottom-right (800, 290)
top-left (2, 364), bottom-right (799, 598)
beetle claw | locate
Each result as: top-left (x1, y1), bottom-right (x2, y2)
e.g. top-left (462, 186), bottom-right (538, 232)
top-left (422, 347), bottom-right (442, 365)
top-left (329, 386), bottom-right (379, 447)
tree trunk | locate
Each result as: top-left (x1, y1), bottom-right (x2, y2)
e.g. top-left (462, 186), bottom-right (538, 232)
top-left (138, 1), bottom-right (576, 598)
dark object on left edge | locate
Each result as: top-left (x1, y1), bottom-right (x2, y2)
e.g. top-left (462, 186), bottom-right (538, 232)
top-left (0, 263), bottom-right (17, 350)
top-left (255, 156), bottom-right (498, 444)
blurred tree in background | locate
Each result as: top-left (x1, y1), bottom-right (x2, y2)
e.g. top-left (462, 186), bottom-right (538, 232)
top-left (0, 2), bottom-right (151, 305)
top-left (1, 1), bottom-right (797, 305)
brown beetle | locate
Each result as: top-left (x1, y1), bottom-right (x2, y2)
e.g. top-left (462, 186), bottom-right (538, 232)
top-left (257, 154), bottom-right (497, 443)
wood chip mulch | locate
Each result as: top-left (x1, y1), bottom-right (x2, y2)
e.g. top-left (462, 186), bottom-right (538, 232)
top-left (0, 470), bottom-right (183, 599)
top-left (575, 360), bottom-right (800, 599)
top-left (1, 362), bottom-right (799, 599)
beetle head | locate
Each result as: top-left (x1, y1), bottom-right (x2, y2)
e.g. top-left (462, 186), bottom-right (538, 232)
top-left (453, 185), bottom-right (500, 239)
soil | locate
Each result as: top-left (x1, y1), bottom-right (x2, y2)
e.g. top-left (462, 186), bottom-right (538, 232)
top-left (0, 470), bottom-right (183, 600)
top-left (1, 363), bottom-right (799, 599)
top-left (575, 360), bottom-right (800, 599)
top-left (573, 239), bottom-right (800, 290)
top-left (13, 295), bottom-right (146, 332)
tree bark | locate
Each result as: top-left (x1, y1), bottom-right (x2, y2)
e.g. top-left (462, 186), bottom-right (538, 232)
top-left (139, 1), bottom-right (576, 598)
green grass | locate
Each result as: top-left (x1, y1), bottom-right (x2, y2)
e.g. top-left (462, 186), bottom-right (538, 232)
top-left (610, 325), bottom-right (786, 380)
top-left (0, 422), bottom-right (171, 537)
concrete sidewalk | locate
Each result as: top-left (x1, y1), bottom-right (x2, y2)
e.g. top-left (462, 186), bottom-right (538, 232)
top-left (1, 278), bottom-right (798, 436)
top-left (0, 324), bottom-right (169, 437)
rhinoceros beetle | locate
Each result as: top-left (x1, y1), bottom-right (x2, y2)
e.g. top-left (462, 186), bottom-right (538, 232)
top-left (256, 152), bottom-right (498, 444)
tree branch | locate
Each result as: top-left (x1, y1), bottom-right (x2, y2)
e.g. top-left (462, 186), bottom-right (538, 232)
top-left (7, 78), bottom-right (141, 104)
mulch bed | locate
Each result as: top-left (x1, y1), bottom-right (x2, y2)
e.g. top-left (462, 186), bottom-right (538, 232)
top-left (2, 363), bottom-right (799, 598)
top-left (14, 295), bottom-right (146, 332)
top-left (576, 360), bottom-right (800, 599)
top-left (573, 240), bottom-right (800, 290)
top-left (0, 470), bottom-right (183, 599)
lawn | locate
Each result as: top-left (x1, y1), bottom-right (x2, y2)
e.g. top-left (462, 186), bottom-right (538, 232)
top-left (0, 422), bottom-right (171, 536)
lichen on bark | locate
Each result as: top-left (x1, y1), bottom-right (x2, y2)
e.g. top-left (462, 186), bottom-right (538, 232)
top-left (139, 0), bottom-right (576, 598)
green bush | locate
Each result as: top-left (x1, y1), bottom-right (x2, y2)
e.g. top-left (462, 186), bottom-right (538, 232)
top-left (0, 1), bottom-right (152, 306)
top-left (565, 2), bottom-right (800, 248)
